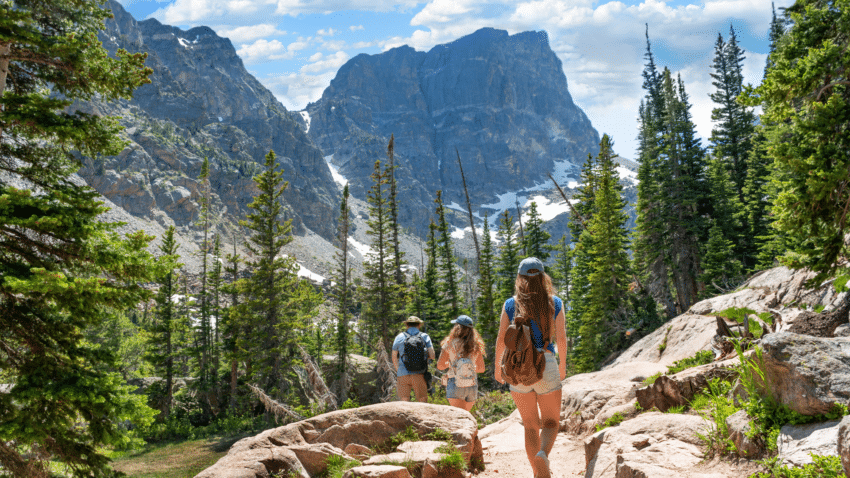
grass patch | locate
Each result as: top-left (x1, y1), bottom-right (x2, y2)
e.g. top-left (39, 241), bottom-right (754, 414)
top-left (643, 372), bottom-right (662, 386)
top-left (318, 455), bottom-right (361, 478)
top-left (667, 350), bottom-right (715, 375)
top-left (754, 455), bottom-right (844, 477)
top-left (111, 435), bottom-right (246, 478)
top-left (666, 405), bottom-right (686, 414)
top-left (434, 442), bottom-right (467, 472)
top-left (658, 326), bottom-right (671, 353)
top-left (595, 412), bottom-right (626, 431)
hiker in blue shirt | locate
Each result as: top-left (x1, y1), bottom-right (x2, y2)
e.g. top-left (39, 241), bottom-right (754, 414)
top-left (391, 316), bottom-right (435, 402)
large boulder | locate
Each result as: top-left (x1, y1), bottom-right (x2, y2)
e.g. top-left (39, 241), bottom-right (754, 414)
top-left (607, 314), bottom-right (719, 368)
top-left (777, 420), bottom-right (841, 467)
top-left (838, 416), bottom-right (850, 476)
top-left (759, 333), bottom-right (850, 416)
top-left (322, 354), bottom-right (379, 405)
top-left (584, 412), bottom-right (711, 478)
top-left (560, 361), bottom-right (667, 434)
top-left (194, 403), bottom-right (482, 478)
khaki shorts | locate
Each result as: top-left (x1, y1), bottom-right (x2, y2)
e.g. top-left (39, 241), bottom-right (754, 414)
top-left (509, 352), bottom-right (561, 395)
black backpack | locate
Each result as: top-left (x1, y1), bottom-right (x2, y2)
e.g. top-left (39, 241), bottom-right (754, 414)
top-left (401, 332), bottom-right (428, 373)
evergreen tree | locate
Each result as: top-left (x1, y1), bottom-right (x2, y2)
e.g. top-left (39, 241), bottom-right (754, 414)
top-left (385, 136), bottom-right (405, 287)
top-left (221, 236), bottom-right (242, 411)
top-left (742, 0), bottom-right (850, 285)
top-left (522, 201), bottom-right (551, 261)
top-left (0, 0), bottom-right (160, 473)
top-left (705, 155), bottom-right (745, 282)
top-left (361, 160), bottom-right (395, 349)
top-left (764, 2), bottom-right (789, 76)
top-left (574, 135), bottom-right (631, 372)
top-left (193, 157), bottom-right (213, 413)
top-left (709, 27), bottom-right (756, 200)
top-left (434, 190), bottom-right (462, 328)
top-left (552, 235), bottom-right (573, 302)
top-left (208, 234), bottom-right (223, 406)
top-left (420, 221), bottom-right (441, 325)
top-left (144, 226), bottom-right (182, 418)
top-left (239, 150), bottom-right (306, 397)
top-left (332, 184), bottom-right (352, 398)
top-left (495, 210), bottom-right (520, 301)
top-left (476, 216), bottom-right (498, 365)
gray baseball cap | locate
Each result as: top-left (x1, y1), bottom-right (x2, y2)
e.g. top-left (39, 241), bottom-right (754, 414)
top-left (517, 257), bottom-right (544, 276)
top-left (451, 315), bottom-right (474, 327)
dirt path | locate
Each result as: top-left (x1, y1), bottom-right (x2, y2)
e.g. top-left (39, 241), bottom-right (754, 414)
top-left (477, 413), bottom-right (586, 478)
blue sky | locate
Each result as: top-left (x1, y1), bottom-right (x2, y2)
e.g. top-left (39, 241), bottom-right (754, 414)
top-left (116, 0), bottom-right (795, 160)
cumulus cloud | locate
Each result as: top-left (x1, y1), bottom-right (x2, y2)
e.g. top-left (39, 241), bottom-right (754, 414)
top-left (215, 23), bottom-right (286, 43)
top-left (236, 39), bottom-right (294, 63)
top-left (302, 51), bottom-right (350, 73)
top-left (274, 0), bottom-right (419, 16)
top-left (317, 28), bottom-right (337, 36)
top-left (150, 0), bottom-right (276, 24)
top-left (350, 24), bottom-right (365, 31)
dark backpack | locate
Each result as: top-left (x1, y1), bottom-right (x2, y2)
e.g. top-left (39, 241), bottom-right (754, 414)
top-left (501, 315), bottom-right (547, 387)
top-left (401, 332), bottom-right (428, 373)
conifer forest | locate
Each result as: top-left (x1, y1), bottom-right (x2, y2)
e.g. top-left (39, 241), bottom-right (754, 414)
top-left (1, 0), bottom-right (849, 477)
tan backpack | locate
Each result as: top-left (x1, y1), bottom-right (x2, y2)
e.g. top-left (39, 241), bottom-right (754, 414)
top-left (501, 315), bottom-right (547, 387)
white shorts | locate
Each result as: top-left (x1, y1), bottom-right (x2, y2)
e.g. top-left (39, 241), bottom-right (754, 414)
top-left (509, 352), bottom-right (561, 395)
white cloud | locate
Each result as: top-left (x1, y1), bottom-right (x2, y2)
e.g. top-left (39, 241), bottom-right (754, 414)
top-left (215, 24), bottom-right (286, 43)
top-left (302, 51), bottom-right (350, 73)
top-left (350, 24), bottom-right (365, 31)
top-left (317, 28), bottom-right (337, 36)
top-left (275, 0), bottom-right (419, 16)
top-left (149, 0), bottom-right (276, 24)
top-left (236, 39), bottom-right (294, 63)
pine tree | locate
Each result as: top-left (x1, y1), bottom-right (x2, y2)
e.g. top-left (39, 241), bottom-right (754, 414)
top-left (421, 221), bottom-right (441, 325)
top-left (332, 184), bottom-right (353, 399)
top-left (144, 226), bottom-right (183, 418)
top-left (709, 26), bottom-right (756, 200)
top-left (706, 155), bottom-right (745, 282)
top-left (552, 235), bottom-right (573, 302)
top-left (0, 0), bottom-right (160, 474)
top-left (522, 202), bottom-right (552, 261)
top-left (434, 190), bottom-right (462, 327)
top-left (361, 160), bottom-right (395, 349)
top-left (193, 157), bottom-right (214, 413)
top-left (221, 236), bottom-right (242, 411)
top-left (239, 150), bottom-right (305, 397)
top-left (208, 234), bottom-right (223, 406)
top-left (386, 136), bottom-right (405, 287)
top-left (495, 210), bottom-right (521, 301)
top-left (475, 215), bottom-right (498, 365)
top-left (574, 135), bottom-right (631, 372)
top-left (741, 0), bottom-right (850, 285)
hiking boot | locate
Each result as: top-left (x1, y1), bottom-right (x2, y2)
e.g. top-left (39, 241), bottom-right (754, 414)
top-left (534, 450), bottom-right (551, 478)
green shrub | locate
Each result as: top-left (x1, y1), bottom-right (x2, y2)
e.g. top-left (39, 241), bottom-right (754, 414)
top-left (434, 442), bottom-right (467, 472)
top-left (320, 455), bottom-right (361, 478)
top-left (340, 398), bottom-right (360, 410)
top-left (688, 394), bottom-right (711, 411)
top-left (754, 454), bottom-right (844, 477)
top-left (595, 412), bottom-right (626, 431)
top-left (658, 326), bottom-right (671, 353)
top-left (695, 377), bottom-right (739, 456)
top-left (472, 391), bottom-right (516, 428)
top-left (424, 428), bottom-right (453, 442)
top-left (643, 372), bottom-right (662, 386)
top-left (667, 350), bottom-right (715, 375)
top-left (666, 405), bottom-right (686, 414)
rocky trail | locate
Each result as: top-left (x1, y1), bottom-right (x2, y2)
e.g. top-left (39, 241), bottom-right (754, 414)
top-left (193, 265), bottom-right (850, 478)
top-left (478, 417), bottom-right (585, 477)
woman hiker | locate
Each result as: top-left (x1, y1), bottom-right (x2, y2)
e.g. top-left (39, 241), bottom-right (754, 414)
top-left (436, 314), bottom-right (486, 412)
top-left (495, 257), bottom-right (568, 478)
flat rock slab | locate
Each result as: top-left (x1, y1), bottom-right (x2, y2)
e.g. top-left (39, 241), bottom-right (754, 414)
top-left (777, 420), bottom-right (841, 467)
top-left (343, 465), bottom-right (412, 478)
top-left (608, 314), bottom-right (718, 367)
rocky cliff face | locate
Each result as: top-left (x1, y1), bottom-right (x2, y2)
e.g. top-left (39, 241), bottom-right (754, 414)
top-left (81, 1), bottom-right (339, 240)
top-left (304, 28), bottom-right (601, 236)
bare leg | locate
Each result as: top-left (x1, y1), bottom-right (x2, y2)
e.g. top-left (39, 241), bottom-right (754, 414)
top-left (449, 398), bottom-right (475, 412)
top-left (537, 388), bottom-right (562, 456)
top-left (511, 390), bottom-right (541, 470)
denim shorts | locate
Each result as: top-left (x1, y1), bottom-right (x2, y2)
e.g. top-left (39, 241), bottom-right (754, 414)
top-left (509, 352), bottom-right (561, 395)
top-left (446, 377), bottom-right (478, 402)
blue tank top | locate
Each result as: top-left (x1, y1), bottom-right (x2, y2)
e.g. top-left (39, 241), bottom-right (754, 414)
top-left (504, 296), bottom-right (562, 353)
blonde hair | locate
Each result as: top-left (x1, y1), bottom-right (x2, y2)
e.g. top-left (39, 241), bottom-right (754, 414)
top-left (514, 270), bottom-right (556, 339)
top-left (440, 324), bottom-right (486, 358)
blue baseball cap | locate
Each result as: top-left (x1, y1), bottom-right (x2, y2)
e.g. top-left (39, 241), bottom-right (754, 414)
top-left (518, 257), bottom-right (544, 276)
top-left (451, 315), bottom-right (474, 327)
